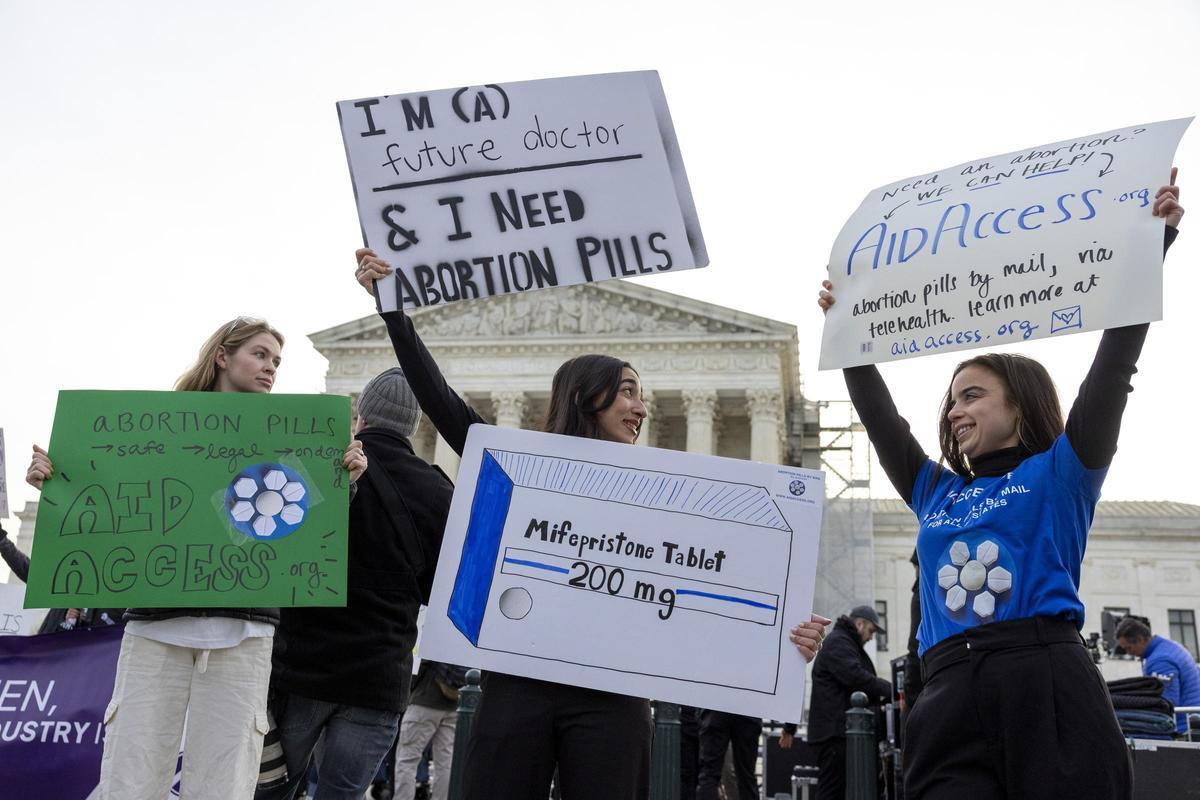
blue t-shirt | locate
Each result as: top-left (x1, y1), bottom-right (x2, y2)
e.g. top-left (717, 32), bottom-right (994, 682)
top-left (1144, 635), bottom-right (1200, 734)
top-left (909, 434), bottom-right (1105, 654)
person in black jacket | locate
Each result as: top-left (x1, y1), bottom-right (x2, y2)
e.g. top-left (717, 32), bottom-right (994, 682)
top-left (258, 368), bottom-right (454, 800)
top-left (807, 607), bottom-right (891, 800)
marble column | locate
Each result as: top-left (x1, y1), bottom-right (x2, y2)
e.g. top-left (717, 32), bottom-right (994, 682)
top-left (432, 393), bottom-right (472, 478)
top-left (413, 417), bottom-right (438, 464)
top-left (682, 389), bottom-right (718, 455)
top-left (433, 432), bottom-right (460, 479)
top-left (746, 388), bottom-right (784, 464)
top-left (635, 391), bottom-right (657, 447)
top-left (491, 391), bottom-right (527, 429)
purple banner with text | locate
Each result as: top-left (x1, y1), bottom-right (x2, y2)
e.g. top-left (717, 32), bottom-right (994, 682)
top-left (0, 625), bottom-right (122, 799)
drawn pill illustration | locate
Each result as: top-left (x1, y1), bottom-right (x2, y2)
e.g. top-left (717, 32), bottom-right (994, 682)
top-left (225, 463), bottom-right (310, 541)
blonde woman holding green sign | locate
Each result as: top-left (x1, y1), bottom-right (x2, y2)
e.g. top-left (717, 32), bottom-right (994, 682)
top-left (26, 317), bottom-right (368, 800)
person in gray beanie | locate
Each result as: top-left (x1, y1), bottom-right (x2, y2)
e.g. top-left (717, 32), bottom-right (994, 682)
top-left (356, 367), bottom-right (421, 437)
top-left (260, 369), bottom-right (454, 800)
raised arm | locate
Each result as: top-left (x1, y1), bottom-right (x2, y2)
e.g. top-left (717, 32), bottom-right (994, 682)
top-left (0, 525), bottom-right (30, 584)
top-left (357, 249), bottom-right (485, 455)
top-left (1065, 174), bottom-right (1183, 469)
top-left (821, 280), bottom-right (928, 503)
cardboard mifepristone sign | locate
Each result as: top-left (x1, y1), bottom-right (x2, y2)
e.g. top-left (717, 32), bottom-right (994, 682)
top-left (337, 70), bottom-right (707, 311)
top-left (419, 425), bottom-right (824, 721)
top-left (25, 391), bottom-right (351, 608)
top-left (820, 117), bottom-right (1192, 369)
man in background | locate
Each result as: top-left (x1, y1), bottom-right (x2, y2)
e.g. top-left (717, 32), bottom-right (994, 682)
top-left (806, 605), bottom-right (892, 800)
top-left (394, 659), bottom-right (468, 800)
top-left (1116, 616), bottom-right (1200, 735)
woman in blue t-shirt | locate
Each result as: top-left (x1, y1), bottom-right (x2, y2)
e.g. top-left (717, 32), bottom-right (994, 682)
top-left (818, 170), bottom-right (1183, 799)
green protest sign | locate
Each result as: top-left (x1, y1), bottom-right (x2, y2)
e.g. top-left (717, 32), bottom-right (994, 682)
top-left (25, 391), bottom-right (351, 608)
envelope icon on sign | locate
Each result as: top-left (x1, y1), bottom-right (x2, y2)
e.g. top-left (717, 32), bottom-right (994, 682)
top-left (1050, 305), bottom-right (1082, 334)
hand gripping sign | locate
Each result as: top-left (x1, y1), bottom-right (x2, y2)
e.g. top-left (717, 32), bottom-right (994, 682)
top-left (337, 71), bottom-right (708, 311)
top-left (819, 117), bottom-right (1191, 369)
top-left (419, 425), bottom-right (824, 721)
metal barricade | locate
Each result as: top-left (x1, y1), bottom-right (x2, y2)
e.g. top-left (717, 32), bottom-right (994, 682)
top-left (845, 691), bottom-right (876, 800)
top-left (1177, 706), bottom-right (1200, 742)
top-left (649, 701), bottom-right (681, 800)
top-left (447, 668), bottom-right (482, 800)
top-left (792, 764), bottom-right (820, 799)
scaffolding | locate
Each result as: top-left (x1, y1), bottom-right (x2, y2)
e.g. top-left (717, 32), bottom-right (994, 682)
top-left (799, 399), bottom-right (875, 619)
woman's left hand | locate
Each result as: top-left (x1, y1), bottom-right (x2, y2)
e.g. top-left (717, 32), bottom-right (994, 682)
top-left (343, 440), bottom-right (368, 482)
top-left (790, 613), bottom-right (832, 663)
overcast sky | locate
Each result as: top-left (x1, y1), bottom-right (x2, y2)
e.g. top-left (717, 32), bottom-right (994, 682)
top-left (2, 0), bottom-right (1198, 539)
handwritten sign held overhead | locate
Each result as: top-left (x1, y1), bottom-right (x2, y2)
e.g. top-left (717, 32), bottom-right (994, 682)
top-left (419, 425), bottom-right (824, 721)
top-left (25, 391), bottom-right (350, 608)
top-left (819, 117), bottom-right (1192, 369)
top-left (337, 71), bottom-right (708, 311)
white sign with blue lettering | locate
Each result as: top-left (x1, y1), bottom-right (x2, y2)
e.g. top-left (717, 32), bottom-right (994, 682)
top-left (337, 71), bottom-right (708, 312)
top-left (419, 425), bottom-right (825, 721)
top-left (819, 117), bottom-right (1192, 369)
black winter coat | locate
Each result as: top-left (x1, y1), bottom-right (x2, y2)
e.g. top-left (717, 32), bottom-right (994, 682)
top-left (807, 616), bottom-right (892, 743)
top-left (270, 426), bottom-right (453, 712)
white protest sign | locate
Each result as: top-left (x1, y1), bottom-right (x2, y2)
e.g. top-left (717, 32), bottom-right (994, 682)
top-left (0, 584), bottom-right (43, 636)
top-left (819, 118), bottom-right (1191, 369)
top-left (419, 425), bottom-right (824, 721)
top-left (0, 428), bottom-right (8, 518)
top-left (337, 71), bottom-right (707, 311)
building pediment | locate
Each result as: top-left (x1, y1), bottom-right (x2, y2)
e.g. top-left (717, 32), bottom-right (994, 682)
top-left (309, 281), bottom-right (795, 346)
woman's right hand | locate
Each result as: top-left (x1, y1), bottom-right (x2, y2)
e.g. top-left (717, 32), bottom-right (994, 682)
top-left (355, 248), bottom-right (393, 296)
top-left (818, 279), bottom-right (836, 315)
top-left (26, 444), bottom-right (52, 490)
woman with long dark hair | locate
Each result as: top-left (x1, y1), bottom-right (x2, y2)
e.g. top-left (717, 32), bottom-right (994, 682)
top-left (818, 172), bottom-right (1183, 799)
top-left (26, 317), bottom-right (367, 800)
top-left (355, 249), bottom-right (829, 800)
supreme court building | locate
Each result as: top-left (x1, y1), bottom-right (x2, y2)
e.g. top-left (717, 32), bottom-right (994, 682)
top-left (306, 279), bottom-right (1200, 680)
top-left (9, 280), bottom-right (1200, 683)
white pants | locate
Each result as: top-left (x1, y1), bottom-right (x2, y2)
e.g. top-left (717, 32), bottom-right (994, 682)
top-left (98, 632), bottom-right (273, 800)
top-left (394, 703), bottom-right (457, 800)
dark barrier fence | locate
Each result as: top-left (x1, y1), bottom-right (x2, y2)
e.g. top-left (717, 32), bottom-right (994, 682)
top-left (845, 691), bottom-right (876, 800)
top-left (447, 668), bottom-right (482, 800)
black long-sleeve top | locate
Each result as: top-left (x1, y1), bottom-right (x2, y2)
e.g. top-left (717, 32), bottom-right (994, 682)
top-left (380, 310), bottom-right (486, 453)
top-left (0, 525), bottom-right (30, 583)
top-left (847, 225), bottom-right (1178, 503)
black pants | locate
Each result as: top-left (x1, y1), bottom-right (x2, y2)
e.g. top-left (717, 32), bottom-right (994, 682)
top-left (904, 616), bottom-right (1131, 800)
top-left (696, 710), bottom-right (761, 800)
top-left (679, 706), bottom-right (700, 800)
top-left (460, 672), bottom-right (652, 800)
top-left (815, 736), bottom-right (847, 800)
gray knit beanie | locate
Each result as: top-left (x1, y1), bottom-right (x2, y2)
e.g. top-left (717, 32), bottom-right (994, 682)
top-left (357, 368), bottom-right (420, 437)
